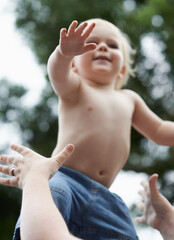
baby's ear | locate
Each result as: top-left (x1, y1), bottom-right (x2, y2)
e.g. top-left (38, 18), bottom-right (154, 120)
top-left (72, 60), bottom-right (78, 73)
top-left (118, 65), bottom-right (126, 79)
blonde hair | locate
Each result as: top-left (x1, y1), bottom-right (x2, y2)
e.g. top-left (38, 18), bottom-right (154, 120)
top-left (86, 18), bottom-right (136, 89)
top-left (115, 28), bottom-right (136, 89)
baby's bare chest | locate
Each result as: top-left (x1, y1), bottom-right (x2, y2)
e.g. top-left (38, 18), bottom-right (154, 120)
top-left (59, 88), bottom-right (135, 134)
top-left (77, 90), bottom-right (134, 123)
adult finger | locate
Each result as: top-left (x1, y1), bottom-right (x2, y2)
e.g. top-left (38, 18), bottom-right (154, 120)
top-left (0, 155), bottom-right (22, 166)
top-left (140, 180), bottom-right (149, 191)
top-left (136, 216), bottom-right (145, 224)
top-left (0, 176), bottom-right (18, 187)
top-left (136, 201), bottom-right (145, 212)
top-left (11, 144), bottom-right (31, 157)
top-left (138, 189), bottom-right (146, 199)
top-left (0, 164), bottom-right (14, 176)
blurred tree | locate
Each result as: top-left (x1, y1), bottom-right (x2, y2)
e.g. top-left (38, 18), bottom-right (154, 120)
top-left (0, 79), bottom-right (57, 156)
top-left (1, 0), bottom-right (174, 238)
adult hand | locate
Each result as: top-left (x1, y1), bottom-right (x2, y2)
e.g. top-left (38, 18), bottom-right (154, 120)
top-left (136, 174), bottom-right (174, 240)
top-left (0, 143), bottom-right (74, 189)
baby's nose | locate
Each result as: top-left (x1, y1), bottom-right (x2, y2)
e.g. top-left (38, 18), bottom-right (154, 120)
top-left (98, 42), bottom-right (108, 51)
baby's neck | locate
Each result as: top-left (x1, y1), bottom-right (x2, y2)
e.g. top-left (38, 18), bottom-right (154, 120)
top-left (81, 77), bottom-right (116, 91)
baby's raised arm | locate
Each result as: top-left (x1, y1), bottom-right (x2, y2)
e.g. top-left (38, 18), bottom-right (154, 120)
top-left (47, 20), bottom-right (96, 99)
top-left (136, 174), bottom-right (174, 240)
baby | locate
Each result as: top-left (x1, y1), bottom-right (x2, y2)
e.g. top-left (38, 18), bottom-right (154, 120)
top-left (48, 18), bottom-right (174, 187)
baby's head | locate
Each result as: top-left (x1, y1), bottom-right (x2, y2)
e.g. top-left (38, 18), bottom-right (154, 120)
top-left (84, 18), bottom-right (136, 89)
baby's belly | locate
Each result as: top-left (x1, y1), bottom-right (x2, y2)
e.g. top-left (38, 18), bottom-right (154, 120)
top-left (64, 161), bottom-right (122, 188)
top-left (53, 139), bottom-right (130, 188)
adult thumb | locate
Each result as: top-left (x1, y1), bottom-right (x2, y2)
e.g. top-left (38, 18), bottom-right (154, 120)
top-left (149, 174), bottom-right (159, 200)
top-left (53, 144), bottom-right (74, 168)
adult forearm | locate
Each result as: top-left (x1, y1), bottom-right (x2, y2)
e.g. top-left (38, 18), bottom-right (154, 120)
top-left (20, 175), bottom-right (70, 240)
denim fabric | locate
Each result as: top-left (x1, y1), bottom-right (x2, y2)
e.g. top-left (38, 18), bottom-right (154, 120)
top-left (13, 166), bottom-right (139, 240)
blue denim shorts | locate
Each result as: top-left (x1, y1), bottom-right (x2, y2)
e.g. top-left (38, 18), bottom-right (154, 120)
top-left (13, 166), bottom-right (138, 240)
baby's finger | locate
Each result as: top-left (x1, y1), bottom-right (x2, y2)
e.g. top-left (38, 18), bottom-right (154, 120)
top-left (67, 20), bottom-right (78, 36)
top-left (53, 144), bottom-right (74, 168)
top-left (82, 22), bottom-right (95, 39)
top-left (75, 22), bottom-right (88, 35)
top-left (60, 28), bottom-right (67, 39)
top-left (0, 176), bottom-right (18, 187)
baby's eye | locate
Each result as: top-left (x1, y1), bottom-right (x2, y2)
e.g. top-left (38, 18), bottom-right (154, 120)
top-left (108, 43), bottom-right (118, 49)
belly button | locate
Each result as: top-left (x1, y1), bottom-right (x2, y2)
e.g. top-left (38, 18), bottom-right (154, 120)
top-left (87, 106), bottom-right (93, 111)
top-left (99, 170), bottom-right (105, 176)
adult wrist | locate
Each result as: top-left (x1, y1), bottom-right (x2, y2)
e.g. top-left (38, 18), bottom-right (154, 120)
top-left (22, 172), bottom-right (49, 189)
top-left (160, 210), bottom-right (174, 240)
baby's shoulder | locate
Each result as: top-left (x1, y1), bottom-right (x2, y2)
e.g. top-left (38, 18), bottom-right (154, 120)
top-left (119, 89), bottom-right (141, 100)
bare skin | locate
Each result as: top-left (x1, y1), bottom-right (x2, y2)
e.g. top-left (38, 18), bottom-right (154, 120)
top-left (136, 174), bottom-right (174, 240)
top-left (48, 19), bottom-right (174, 188)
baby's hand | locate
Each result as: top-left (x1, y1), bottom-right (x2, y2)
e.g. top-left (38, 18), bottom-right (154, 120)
top-left (0, 144), bottom-right (74, 189)
top-left (59, 20), bottom-right (97, 58)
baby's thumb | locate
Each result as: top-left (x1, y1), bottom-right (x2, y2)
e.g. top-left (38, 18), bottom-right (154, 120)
top-left (53, 144), bottom-right (74, 168)
top-left (84, 43), bottom-right (97, 53)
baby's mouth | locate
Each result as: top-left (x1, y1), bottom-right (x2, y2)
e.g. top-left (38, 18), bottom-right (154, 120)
top-left (93, 56), bottom-right (111, 62)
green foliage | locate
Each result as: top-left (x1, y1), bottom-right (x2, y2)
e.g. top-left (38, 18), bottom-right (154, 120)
top-left (17, 84), bottom-right (58, 156)
top-left (0, 79), bottom-right (27, 122)
top-left (14, 0), bottom-right (125, 64)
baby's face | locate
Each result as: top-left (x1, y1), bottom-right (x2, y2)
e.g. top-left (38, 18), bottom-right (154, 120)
top-left (73, 19), bottom-right (125, 86)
